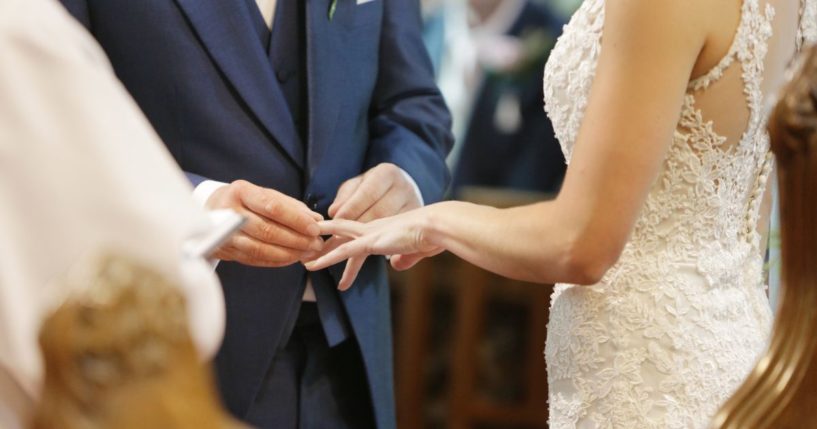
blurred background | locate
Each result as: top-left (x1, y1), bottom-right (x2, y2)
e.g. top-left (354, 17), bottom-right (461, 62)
top-left (388, 1), bottom-right (581, 428)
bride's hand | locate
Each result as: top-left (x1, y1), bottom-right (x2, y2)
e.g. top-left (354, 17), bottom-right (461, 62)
top-left (304, 208), bottom-right (444, 290)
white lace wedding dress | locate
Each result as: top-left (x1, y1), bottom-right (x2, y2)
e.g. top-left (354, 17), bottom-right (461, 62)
top-left (542, 0), bottom-right (817, 427)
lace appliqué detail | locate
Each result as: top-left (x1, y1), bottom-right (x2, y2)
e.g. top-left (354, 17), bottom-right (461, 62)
top-left (798, 0), bottom-right (817, 50)
top-left (542, 1), bottom-right (777, 427)
top-left (542, 0), bottom-right (604, 164)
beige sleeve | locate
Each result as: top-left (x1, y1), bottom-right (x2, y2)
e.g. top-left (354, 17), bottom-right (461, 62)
top-left (0, 0), bottom-right (225, 408)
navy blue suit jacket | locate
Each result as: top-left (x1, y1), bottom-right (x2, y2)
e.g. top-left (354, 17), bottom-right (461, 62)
top-left (59, 1), bottom-right (453, 427)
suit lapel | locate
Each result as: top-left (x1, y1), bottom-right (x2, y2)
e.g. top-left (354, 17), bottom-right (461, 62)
top-left (175, 0), bottom-right (305, 170)
top-left (305, 0), bottom-right (345, 179)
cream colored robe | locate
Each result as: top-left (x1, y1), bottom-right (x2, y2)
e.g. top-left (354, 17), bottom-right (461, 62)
top-left (0, 0), bottom-right (226, 426)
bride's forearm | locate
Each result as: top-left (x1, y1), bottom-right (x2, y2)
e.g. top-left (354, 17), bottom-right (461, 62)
top-left (422, 200), bottom-right (614, 285)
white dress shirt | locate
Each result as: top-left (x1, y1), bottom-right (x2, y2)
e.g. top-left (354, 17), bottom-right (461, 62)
top-left (194, 0), bottom-right (423, 301)
top-left (255, 0), bottom-right (276, 28)
top-left (0, 0), bottom-right (225, 426)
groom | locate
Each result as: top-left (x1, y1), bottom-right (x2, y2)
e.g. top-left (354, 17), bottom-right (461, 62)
top-left (59, 0), bottom-right (453, 427)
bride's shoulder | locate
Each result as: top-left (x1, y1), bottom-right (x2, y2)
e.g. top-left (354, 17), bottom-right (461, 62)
top-left (600, 0), bottom-right (711, 52)
top-left (604, 0), bottom-right (716, 22)
top-left (602, 0), bottom-right (739, 33)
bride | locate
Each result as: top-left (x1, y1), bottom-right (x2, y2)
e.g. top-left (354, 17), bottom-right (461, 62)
top-left (307, 0), bottom-right (816, 427)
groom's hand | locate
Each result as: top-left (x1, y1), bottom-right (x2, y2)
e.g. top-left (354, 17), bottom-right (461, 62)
top-left (317, 163), bottom-right (422, 287)
top-left (206, 180), bottom-right (325, 267)
top-left (329, 163), bottom-right (422, 223)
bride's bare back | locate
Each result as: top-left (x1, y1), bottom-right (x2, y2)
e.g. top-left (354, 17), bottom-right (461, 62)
top-left (692, 0), bottom-right (805, 249)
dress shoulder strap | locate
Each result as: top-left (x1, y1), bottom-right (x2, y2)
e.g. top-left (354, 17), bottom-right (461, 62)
top-left (687, 0), bottom-right (775, 92)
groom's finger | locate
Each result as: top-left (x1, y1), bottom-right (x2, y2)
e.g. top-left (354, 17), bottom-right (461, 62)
top-left (308, 211), bottom-right (325, 222)
top-left (329, 176), bottom-right (363, 218)
top-left (223, 233), bottom-right (307, 268)
top-left (242, 211), bottom-right (323, 251)
top-left (333, 173), bottom-right (392, 221)
top-left (357, 188), bottom-right (408, 224)
top-left (241, 186), bottom-right (321, 237)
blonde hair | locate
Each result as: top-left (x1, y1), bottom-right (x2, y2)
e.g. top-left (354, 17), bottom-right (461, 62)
top-left (711, 44), bottom-right (817, 428)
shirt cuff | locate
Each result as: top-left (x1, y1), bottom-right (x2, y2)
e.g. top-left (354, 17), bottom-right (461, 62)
top-left (192, 180), bottom-right (229, 269)
top-left (192, 180), bottom-right (228, 208)
top-left (399, 168), bottom-right (425, 207)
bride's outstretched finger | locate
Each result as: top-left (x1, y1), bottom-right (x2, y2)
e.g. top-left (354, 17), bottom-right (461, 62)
top-left (304, 238), bottom-right (370, 271)
top-left (312, 235), bottom-right (351, 260)
top-left (318, 218), bottom-right (366, 238)
top-left (338, 256), bottom-right (366, 291)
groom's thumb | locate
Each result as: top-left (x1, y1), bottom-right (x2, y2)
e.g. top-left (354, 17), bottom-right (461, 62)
top-left (329, 176), bottom-right (362, 218)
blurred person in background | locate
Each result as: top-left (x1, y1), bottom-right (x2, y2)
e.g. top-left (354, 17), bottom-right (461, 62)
top-left (421, 0), bottom-right (582, 195)
top-left (421, 0), bottom-right (476, 150)
top-left (452, 0), bottom-right (567, 194)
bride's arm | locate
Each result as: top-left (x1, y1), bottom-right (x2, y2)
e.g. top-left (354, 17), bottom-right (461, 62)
top-left (311, 0), bottom-right (710, 287)
top-left (420, 0), bottom-right (707, 285)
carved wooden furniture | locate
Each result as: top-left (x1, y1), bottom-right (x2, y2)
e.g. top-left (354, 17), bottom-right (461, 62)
top-left (446, 263), bottom-right (551, 429)
top-left (394, 187), bottom-right (554, 429)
